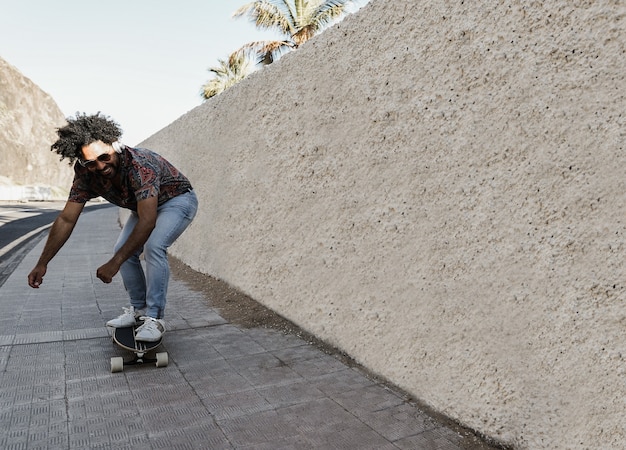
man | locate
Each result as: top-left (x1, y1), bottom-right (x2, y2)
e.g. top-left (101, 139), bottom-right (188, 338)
top-left (27, 112), bottom-right (198, 341)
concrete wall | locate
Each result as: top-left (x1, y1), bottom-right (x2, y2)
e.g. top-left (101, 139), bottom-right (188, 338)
top-left (140, 1), bottom-right (626, 447)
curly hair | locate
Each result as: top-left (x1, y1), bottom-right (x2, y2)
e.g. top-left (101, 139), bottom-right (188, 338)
top-left (51, 112), bottom-right (123, 163)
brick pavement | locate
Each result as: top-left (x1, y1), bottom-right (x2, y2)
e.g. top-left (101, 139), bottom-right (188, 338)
top-left (0, 205), bottom-right (499, 449)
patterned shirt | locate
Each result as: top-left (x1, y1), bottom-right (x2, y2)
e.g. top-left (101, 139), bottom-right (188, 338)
top-left (68, 146), bottom-right (192, 211)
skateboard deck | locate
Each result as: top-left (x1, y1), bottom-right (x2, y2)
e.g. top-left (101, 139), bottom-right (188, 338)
top-left (110, 322), bottom-right (168, 372)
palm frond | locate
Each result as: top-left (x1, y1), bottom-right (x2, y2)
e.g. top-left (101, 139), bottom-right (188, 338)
top-left (237, 39), bottom-right (296, 64)
top-left (310, 0), bottom-right (353, 30)
top-left (200, 49), bottom-right (258, 100)
top-left (233, 0), bottom-right (295, 37)
top-left (291, 26), bottom-right (316, 46)
top-left (231, 0), bottom-right (358, 63)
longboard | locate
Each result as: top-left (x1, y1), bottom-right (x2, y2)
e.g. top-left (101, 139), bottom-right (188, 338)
top-left (110, 322), bottom-right (168, 372)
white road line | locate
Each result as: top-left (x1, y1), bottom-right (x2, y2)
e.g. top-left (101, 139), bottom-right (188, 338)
top-left (0, 223), bottom-right (52, 259)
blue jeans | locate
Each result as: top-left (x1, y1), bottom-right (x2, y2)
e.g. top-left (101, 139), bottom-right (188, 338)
top-left (114, 190), bottom-right (198, 319)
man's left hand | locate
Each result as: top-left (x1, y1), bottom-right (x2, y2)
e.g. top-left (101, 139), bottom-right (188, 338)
top-left (96, 260), bottom-right (120, 283)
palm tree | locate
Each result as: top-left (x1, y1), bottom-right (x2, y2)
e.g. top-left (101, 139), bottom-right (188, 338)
top-left (200, 0), bottom-right (360, 99)
top-left (233, 0), bottom-right (357, 64)
top-left (201, 49), bottom-right (258, 100)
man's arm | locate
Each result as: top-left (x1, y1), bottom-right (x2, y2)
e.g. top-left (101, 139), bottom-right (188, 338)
top-left (96, 196), bottom-right (158, 283)
top-left (28, 201), bottom-right (85, 288)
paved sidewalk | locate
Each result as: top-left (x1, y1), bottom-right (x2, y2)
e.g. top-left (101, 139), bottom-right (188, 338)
top-left (0, 206), bottom-right (498, 449)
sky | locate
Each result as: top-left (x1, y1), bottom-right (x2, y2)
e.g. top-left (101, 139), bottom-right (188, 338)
top-left (0, 0), bottom-right (330, 146)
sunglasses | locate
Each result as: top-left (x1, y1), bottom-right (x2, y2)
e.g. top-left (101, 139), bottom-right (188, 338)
top-left (78, 151), bottom-right (113, 169)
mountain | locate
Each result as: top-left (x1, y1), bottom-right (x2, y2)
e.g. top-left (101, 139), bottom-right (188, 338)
top-left (0, 56), bottom-right (72, 199)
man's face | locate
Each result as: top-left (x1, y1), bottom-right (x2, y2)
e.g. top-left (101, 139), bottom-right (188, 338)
top-left (80, 141), bottom-right (119, 179)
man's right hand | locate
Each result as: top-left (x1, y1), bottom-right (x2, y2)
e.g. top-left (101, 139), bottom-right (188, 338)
top-left (26, 201), bottom-right (84, 289)
top-left (28, 265), bottom-right (47, 288)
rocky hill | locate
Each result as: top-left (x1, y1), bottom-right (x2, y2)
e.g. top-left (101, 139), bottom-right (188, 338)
top-left (0, 56), bottom-right (72, 199)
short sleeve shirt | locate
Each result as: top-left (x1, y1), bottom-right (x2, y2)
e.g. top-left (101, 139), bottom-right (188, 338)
top-left (68, 146), bottom-right (192, 211)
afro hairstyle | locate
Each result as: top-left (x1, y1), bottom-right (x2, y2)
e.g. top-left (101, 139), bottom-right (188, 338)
top-left (51, 112), bottom-right (123, 163)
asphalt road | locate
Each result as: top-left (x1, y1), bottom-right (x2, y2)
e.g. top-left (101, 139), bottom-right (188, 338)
top-left (0, 201), bottom-right (113, 288)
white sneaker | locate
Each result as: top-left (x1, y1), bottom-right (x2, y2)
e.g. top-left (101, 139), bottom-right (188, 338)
top-left (106, 306), bottom-right (144, 328)
top-left (135, 317), bottom-right (165, 342)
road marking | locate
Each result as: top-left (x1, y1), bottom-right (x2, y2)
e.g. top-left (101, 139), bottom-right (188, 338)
top-left (0, 223), bottom-right (52, 259)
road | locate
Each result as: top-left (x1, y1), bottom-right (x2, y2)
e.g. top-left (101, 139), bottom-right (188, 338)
top-left (0, 201), bottom-right (113, 287)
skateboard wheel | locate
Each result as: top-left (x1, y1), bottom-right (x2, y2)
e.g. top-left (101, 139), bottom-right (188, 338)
top-left (111, 357), bottom-right (124, 373)
top-left (155, 352), bottom-right (168, 368)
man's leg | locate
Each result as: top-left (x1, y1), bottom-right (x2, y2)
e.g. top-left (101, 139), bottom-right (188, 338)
top-left (107, 212), bottom-right (148, 327)
top-left (115, 211), bottom-right (147, 310)
top-left (143, 191), bottom-right (198, 319)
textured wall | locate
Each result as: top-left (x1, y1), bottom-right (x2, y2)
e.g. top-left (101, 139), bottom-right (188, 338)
top-left (141, 1), bottom-right (626, 447)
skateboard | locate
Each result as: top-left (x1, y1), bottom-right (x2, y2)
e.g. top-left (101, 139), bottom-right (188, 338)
top-left (110, 322), bottom-right (168, 373)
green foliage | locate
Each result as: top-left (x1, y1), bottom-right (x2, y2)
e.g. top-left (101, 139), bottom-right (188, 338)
top-left (200, 0), bottom-right (361, 100)
top-left (200, 49), bottom-right (258, 100)
top-left (234, 0), bottom-right (356, 59)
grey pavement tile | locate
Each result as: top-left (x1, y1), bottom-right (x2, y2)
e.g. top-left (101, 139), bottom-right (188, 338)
top-left (246, 327), bottom-right (308, 351)
top-left (256, 379), bottom-right (327, 409)
top-left (174, 357), bottom-right (233, 383)
top-left (217, 409), bottom-right (293, 448)
top-left (332, 383), bottom-right (406, 416)
top-left (0, 332), bottom-right (16, 346)
top-left (202, 389), bottom-right (273, 420)
top-left (190, 370), bottom-right (256, 399)
top-left (238, 434), bottom-right (318, 449)
top-left (228, 352), bottom-right (304, 388)
top-left (0, 206), bottom-right (494, 450)
top-left (166, 311), bottom-right (228, 330)
top-left (159, 328), bottom-right (225, 363)
top-left (148, 423), bottom-right (232, 449)
top-left (309, 367), bottom-right (378, 396)
top-left (63, 327), bottom-right (110, 340)
top-left (131, 381), bottom-right (201, 407)
top-left (298, 421), bottom-right (399, 450)
top-left (221, 398), bottom-right (396, 449)
top-left (358, 401), bottom-right (441, 441)
top-left (394, 426), bottom-right (469, 449)
top-left (274, 346), bottom-right (349, 378)
top-left (0, 344), bottom-right (10, 369)
top-left (276, 397), bottom-right (360, 431)
top-left (12, 330), bottom-right (64, 344)
top-left (139, 402), bottom-right (215, 433)
top-left (208, 325), bottom-right (268, 359)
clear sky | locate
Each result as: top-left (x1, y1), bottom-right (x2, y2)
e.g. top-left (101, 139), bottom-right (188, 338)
top-left (0, 1), bottom-right (295, 145)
